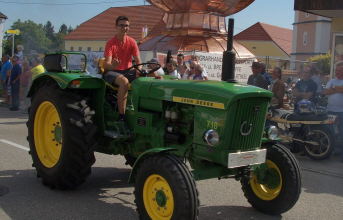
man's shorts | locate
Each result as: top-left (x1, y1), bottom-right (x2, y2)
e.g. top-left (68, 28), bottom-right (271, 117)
top-left (103, 69), bottom-right (137, 83)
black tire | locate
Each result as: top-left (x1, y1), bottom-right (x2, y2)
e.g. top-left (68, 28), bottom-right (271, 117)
top-left (241, 144), bottom-right (301, 215)
top-left (27, 82), bottom-right (97, 189)
top-left (134, 154), bottom-right (199, 220)
top-left (303, 126), bottom-right (334, 160)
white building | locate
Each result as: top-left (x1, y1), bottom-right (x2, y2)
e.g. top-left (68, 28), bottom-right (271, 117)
top-left (291, 11), bottom-right (331, 70)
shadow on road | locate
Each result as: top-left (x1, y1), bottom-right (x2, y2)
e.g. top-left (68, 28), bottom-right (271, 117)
top-left (0, 121), bottom-right (27, 125)
top-left (199, 205), bottom-right (281, 220)
top-left (0, 167), bottom-right (137, 220)
top-left (0, 106), bottom-right (28, 120)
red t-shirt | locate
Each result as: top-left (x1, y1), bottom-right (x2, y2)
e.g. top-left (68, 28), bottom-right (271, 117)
top-left (104, 35), bottom-right (139, 70)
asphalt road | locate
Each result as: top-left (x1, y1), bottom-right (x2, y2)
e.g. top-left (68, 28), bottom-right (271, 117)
top-left (1, 106), bottom-right (343, 220)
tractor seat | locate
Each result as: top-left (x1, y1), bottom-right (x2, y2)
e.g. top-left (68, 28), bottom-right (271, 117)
top-left (98, 58), bottom-right (132, 91)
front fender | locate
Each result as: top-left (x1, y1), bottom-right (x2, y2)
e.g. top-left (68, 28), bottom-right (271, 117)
top-left (128, 148), bottom-right (177, 183)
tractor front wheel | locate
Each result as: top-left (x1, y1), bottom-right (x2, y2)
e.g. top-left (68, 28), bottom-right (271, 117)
top-left (134, 154), bottom-right (199, 220)
top-left (241, 144), bottom-right (301, 215)
top-left (27, 83), bottom-right (97, 189)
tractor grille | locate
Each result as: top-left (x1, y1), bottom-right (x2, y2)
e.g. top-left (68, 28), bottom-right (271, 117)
top-left (228, 98), bottom-right (269, 151)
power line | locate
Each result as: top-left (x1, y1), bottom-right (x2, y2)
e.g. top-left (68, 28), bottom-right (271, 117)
top-left (0, 0), bottom-right (141, 5)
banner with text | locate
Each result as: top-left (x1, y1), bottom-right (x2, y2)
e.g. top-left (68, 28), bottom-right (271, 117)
top-left (195, 52), bottom-right (255, 83)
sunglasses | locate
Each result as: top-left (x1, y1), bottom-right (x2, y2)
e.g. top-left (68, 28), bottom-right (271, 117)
top-left (117, 24), bottom-right (129, 28)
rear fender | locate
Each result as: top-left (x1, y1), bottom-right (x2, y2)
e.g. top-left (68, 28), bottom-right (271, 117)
top-left (28, 74), bottom-right (105, 97)
top-left (128, 148), bottom-right (177, 183)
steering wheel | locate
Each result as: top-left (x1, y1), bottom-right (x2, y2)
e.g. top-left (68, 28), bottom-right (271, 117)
top-left (128, 62), bottom-right (162, 76)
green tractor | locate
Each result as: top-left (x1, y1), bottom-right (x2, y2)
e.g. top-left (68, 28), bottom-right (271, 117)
top-left (27, 21), bottom-right (301, 219)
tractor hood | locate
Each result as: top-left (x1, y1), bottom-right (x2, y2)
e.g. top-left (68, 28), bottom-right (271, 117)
top-left (132, 78), bottom-right (272, 110)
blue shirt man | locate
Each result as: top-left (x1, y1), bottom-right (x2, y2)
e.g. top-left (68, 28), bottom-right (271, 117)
top-left (1, 55), bottom-right (12, 82)
top-left (9, 56), bottom-right (22, 110)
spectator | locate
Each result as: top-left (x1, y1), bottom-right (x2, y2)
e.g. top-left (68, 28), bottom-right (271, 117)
top-left (323, 61), bottom-right (343, 162)
top-left (30, 56), bottom-right (45, 79)
top-left (148, 58), bottom-right (165, 76)
top-left (310, 64), bottom-right (323, 94)
top-left (269, 67), bottom-right (285, 108)
top-left (293, 65), bottom-right (317, 104)
top-left (247, 61), bottom-right (268, 89)
top-left (188, 61), bottom-right (207, 80)
top-left (20, 60), bottom-right (32, 110)
top-left (190, 55), bottom-right (208, 80)
top-left (9, 56), bottom-right (22, 111)
top-left (260, 62), bottom-right (272, 85)
top-left (1, 54), bottom-right (12, 105)
top-left (176, 53), bottom-right (188, 78)
top-left (166, 60), bottom-right (181, 79)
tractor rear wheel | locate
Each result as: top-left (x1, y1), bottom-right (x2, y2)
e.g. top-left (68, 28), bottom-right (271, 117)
top-left (241, 144), bottom-right (301, 215)
top-left (134, 154), bottom-right (199, 220)
top-left (27, 83), bottom-right (97, 189)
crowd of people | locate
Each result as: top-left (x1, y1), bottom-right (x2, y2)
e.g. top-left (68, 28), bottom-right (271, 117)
top-left (147, 53), bottom-right (209, 81)
top-left (247, 60), bottom-right (343, 158)
top-left (0, 54), bottom-right (45, 111)
top-left (246, 60), bottom-right (343, 112)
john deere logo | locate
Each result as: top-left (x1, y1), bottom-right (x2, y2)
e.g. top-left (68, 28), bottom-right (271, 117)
top-left (240, 121), bottom-right (252, 136)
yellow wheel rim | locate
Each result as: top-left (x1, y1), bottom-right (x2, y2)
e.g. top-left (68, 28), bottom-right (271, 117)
top-left (250, 160), bottom-right (282, 201)
top-left (143, 174), bottom-right (174, 220)
top-left (34, 101), bottom-right (62, 168)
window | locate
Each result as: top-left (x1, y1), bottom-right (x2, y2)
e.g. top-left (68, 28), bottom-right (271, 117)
top-left (70, 46), bottom-right (74, 51)
top-left (87, 47), bottom-right (91, 52)
top-left (78, 47), bottom-right (82, 51)
top-left (303, 32), bottom-right (308, 46)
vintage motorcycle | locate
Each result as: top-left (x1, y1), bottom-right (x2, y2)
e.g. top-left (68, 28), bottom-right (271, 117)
top-left (267, 99), bottom-right (339, 160)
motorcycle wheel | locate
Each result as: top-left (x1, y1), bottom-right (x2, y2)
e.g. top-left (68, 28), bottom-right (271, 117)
top-left (303, 126), bottom-right (334, 160)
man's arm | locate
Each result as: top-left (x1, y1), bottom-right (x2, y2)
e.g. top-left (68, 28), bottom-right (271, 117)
top-left (133, 55), bottom-right (142, 72)
top-left (104, 56), bottom-right (119, 71)
top-left (323, 86), bottom-right (343, 95)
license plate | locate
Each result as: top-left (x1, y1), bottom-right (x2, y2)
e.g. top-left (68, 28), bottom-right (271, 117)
top-left (228, 149), bottom-right (267, 168)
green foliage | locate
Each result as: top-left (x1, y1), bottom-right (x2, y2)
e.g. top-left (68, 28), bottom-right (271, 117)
top-left (308, 53), bottom-right (331, 75)
top-left (44, 21), bottom-right (55, 41)
top-left (67, 26), bottom-right (74, 34)
top-left (59, 24), bottom-right (68, 35)
top-left (2, 19), bottom-right (73, 55)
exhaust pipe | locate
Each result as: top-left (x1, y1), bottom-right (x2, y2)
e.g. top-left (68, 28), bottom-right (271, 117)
top-left (221, 18), bottom-right (236, 83)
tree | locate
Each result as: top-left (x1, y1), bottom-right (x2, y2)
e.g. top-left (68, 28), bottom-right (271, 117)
top-left (59, 24), bottom-right (68, 35)
top-left (2, 20), bottom-right (74, 55)
top-left (6, 19), bottom-right (51, 54)
top-left (67, 26), bottom-right (74, 34)
top-left (44, 21), bottom-right (55, 41)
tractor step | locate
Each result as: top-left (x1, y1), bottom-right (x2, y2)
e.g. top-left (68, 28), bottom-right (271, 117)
top-left (104, 121), bottom-right (131, 139)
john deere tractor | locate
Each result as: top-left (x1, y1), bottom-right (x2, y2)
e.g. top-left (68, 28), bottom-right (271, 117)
top-left (27, 20), bottom-right (301, 219)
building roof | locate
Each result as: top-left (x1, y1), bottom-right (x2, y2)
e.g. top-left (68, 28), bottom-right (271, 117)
top-left (234, 22), bottom-right (293, 55)
top-left (0, 12), bottom-right (8, 19)
top-left (64, 5), bottom-right (164, 41)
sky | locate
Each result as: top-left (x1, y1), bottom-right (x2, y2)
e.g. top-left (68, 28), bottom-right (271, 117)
top-left (0, 0), bottom-right (295, 34)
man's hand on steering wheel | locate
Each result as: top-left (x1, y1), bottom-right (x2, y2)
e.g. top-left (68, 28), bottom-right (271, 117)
top-left (130, 62), bottom-right (161, 77)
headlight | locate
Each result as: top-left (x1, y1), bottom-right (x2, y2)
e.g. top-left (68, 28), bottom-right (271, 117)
top-left (268, 126), bottom-right (279, 140)
top-left (204, 130), bottom-right (219, 146)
